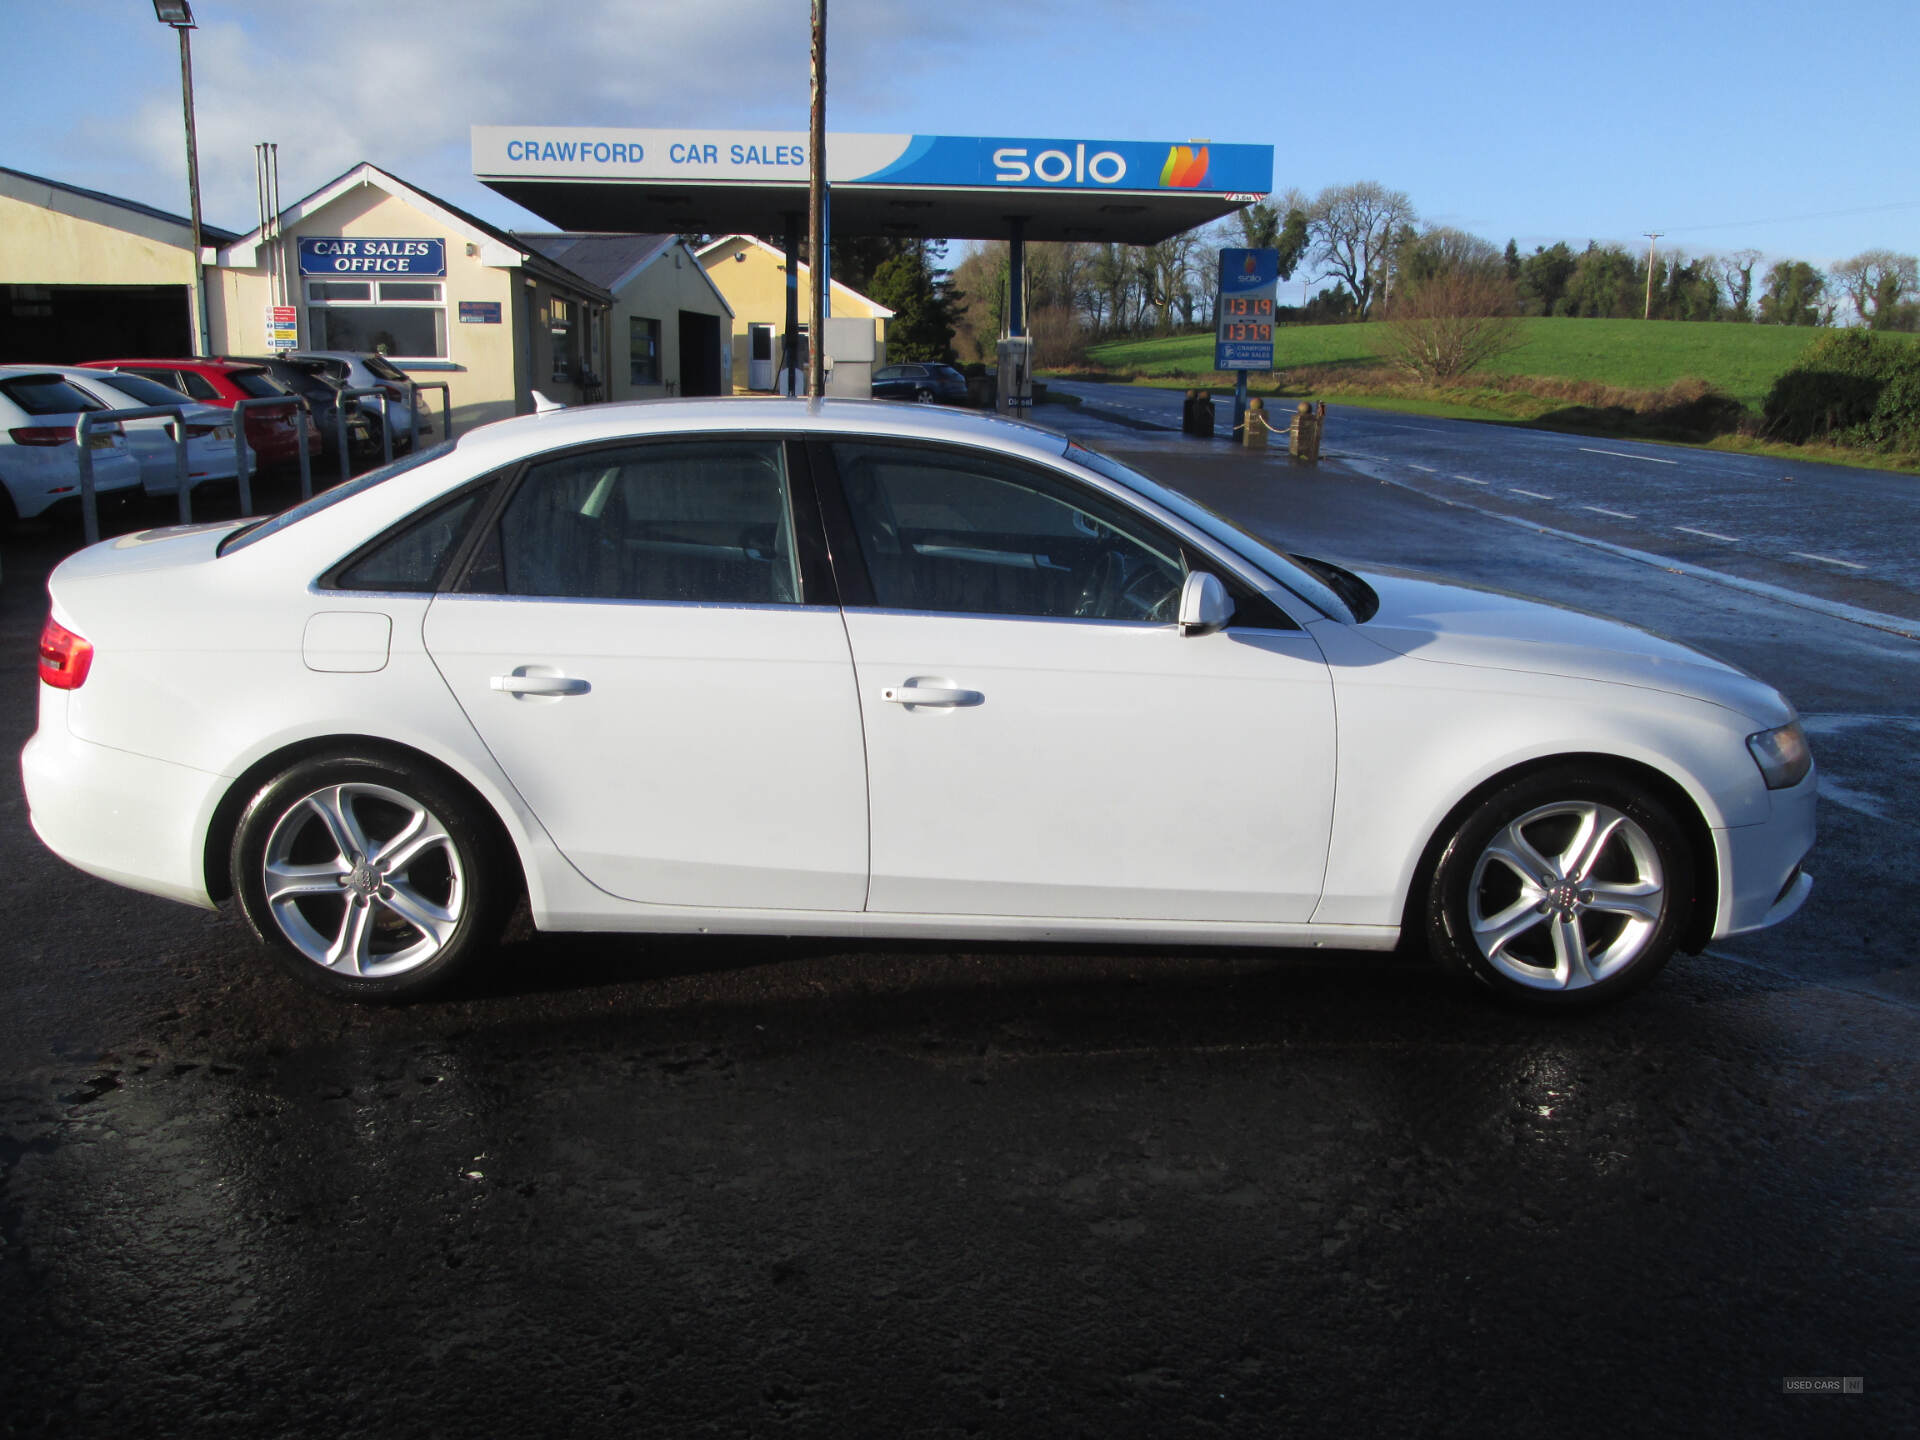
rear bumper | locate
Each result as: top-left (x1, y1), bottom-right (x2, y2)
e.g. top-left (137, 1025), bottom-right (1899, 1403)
top-left (21, 700), bottom-right (222, 910)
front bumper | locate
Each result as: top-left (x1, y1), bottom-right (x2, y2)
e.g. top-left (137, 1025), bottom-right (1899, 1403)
top-left (1714, 768), bottom-right (1818, 937)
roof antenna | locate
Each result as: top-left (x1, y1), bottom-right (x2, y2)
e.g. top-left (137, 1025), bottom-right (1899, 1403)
top-left (531, 390), bottom-right (567, 414)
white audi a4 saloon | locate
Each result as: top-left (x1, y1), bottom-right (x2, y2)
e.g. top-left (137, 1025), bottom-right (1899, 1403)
top-left (22, 399), bottom-right (1815, 1008)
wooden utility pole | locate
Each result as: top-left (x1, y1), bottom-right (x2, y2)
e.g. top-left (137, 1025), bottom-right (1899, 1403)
top-left (1643, 232), bottom-right (1663, 320)
top-left (807, 0), bottom-right (826, 398)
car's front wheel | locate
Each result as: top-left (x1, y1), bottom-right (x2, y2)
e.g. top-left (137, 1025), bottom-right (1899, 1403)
top-left (230, 753), bottom-right (512, 1000)
top-left (1425, 767), bottom-right (1693, 1010)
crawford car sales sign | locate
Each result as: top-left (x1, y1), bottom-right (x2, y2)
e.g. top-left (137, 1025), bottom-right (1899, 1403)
top-left (298, 237), bottom-right (446, 277)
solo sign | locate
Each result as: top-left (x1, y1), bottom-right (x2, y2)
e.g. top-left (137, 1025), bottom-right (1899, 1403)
top-left (298, 237), bottom-right (446, 277)
top-left (1215, 248), bottom-right (1278, 371)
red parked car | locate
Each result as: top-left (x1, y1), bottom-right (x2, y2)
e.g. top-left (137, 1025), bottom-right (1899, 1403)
top-left (79, 359), bottom-right (321, 470)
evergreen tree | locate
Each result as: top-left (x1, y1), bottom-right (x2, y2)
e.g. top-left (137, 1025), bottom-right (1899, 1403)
top-left (868, 242), bottom-right (963, 362)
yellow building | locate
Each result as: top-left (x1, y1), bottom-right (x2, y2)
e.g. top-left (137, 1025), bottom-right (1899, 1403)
top-left (0, 164), bottom-right (235, 361)
top-left (211, 163), bottom-right (615, 432)
top-left (515, 234), bottom-right (735, 400)
top-left (696, 234), bottom-right (891, 393)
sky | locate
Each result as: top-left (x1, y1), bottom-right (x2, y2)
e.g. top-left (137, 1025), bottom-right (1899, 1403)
top-left (5, 0), bottom-right (1916, 283)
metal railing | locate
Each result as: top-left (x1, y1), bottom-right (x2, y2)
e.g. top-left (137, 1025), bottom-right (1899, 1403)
top-left (75, 404), bottom-right (193, 545)
top-left (334, 387), bottom-right (392, 485)
top-left (231, 395), bottom-right (309, 505)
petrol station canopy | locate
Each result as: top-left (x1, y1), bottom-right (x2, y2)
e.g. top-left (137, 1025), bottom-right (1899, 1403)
top-left (473, 128), bottom-right (1273, 245)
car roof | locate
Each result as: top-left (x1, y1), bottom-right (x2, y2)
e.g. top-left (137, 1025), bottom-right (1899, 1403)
top-left (85, 358), bottom-right (266, 375)
top-left (450, 397), bottom-right (1073, 470)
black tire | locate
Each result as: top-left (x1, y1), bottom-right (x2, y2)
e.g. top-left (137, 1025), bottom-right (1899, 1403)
top-left (914, 387), bottom-right (935, 404)
top-left (1425, 765), bottom-right (1693, 1011)
top-left (230, 752), bottom-right (514, 1001)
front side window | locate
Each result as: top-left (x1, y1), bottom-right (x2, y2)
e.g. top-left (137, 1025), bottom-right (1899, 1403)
top-left (830, 441), bottom-right (1186, 623)
top-left (465, 439), bottom-right (801, 605)
top-left (630, 317), bottom-right (661, 385)
top-left (174, 370), bottom-right (221, 401)
top-left (307, 279), bottom-right (447, 360)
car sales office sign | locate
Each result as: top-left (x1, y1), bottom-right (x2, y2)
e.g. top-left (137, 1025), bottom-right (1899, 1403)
top-left (1215, 248), bottom-right (1278, 370)
top-left (298, 238), bottom-right (446, 277)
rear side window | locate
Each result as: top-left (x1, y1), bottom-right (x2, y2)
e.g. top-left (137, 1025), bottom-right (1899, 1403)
top-left (463, 439), bottom-right (801, 605)
top-left (229, 370), bottom-right (290, 399)
top-left (330, 486), bottom-right (489, 592)
top-left (1, 376), bottom-right (106, 415)
top-left (174, 370), bottom-right (221, 401)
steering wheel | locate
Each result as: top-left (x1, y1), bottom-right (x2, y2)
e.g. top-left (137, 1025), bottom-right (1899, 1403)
top-left (1078, 550), bottom-right (1182, 622)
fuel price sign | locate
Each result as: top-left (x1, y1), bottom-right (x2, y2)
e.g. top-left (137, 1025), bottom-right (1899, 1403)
top-left (1215, 247), bottom-right (1279, 370)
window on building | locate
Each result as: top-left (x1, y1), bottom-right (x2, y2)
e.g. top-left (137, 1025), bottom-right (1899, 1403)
top-left (548, 296), bottom-right (574, 383)
top-left (630, 317), bottom-right (661, 386)
top-left (306, 279), bottom-right (447, 359)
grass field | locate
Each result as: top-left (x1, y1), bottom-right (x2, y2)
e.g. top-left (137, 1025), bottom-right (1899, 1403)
top-left (1087, 318), bottom-right (1876, 411)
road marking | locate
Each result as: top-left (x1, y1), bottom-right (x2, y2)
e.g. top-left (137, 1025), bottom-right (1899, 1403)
top-left (1407, 463), bottom-right (1437, 472)
top-left (1584, 505), bottom-right (1638, 520)
top-left (1580, 447), bottom-right (1679, 465)
top-left (1510, 488), bottom-right (1556, 500)
top-left (1456, 475), bottom-right (1488, 485)
top-left (1676, 526), bottom-right (1740, 542)
top-left (1340, 457), bottom-right (1920, 642)
top-left (1791, 551), bottom-right (1869, 571)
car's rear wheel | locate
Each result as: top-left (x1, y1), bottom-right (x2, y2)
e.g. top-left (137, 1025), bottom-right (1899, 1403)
top-left (231, 753), bottom-right (511, 1000)
top-left (1425, 767), bottom-right (1692, 1010)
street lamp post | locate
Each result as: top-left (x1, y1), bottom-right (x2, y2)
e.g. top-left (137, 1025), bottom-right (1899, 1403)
top-left (153, 0), bottom-right (210, 355)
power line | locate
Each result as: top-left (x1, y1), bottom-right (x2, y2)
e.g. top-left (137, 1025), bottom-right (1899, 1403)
top-left (1660, 199), bottom-right (1920, 235)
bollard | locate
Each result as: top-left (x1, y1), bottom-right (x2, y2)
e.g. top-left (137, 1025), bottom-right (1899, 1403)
top-left (1242, 397), bottom-right (1270, 449)
top-left (1289, 401), bottom-right (1321, 462)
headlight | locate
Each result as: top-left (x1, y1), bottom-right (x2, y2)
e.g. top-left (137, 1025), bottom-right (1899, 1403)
top-left (1747, 721), bottom-right (1812, 790)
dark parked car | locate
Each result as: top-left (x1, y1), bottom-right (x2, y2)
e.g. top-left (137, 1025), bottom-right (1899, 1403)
top-left (219, 356), bottom-right (376, 469)
top-left (871, 362), bottom-right (970, 405)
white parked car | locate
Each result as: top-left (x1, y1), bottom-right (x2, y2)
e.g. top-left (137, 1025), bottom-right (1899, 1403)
top-left (43, 366), bottom-right (251, 499)
top-left (21, 401), bottom-right (1815, 1008)
top-left (0, 367), bottom-right (142, 524)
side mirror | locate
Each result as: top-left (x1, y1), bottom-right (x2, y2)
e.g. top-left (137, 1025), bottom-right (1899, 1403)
top-left (1178, 571), bottom-right (1234, 636)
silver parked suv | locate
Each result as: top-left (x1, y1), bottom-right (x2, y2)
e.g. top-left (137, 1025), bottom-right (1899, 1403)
top-left (287, 351), bottom-right (435, 455)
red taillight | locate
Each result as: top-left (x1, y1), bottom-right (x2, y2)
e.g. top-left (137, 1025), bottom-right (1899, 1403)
top-left (10, 425), bottom-right (76, 446)
top-left (38, 616), bottom-right (93, 690)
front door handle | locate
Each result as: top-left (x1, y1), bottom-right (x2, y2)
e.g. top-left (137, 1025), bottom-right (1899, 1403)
top-left (881, 683), bottom-right (983, 708)
top-left (491, 673), bottom-right (591, 696)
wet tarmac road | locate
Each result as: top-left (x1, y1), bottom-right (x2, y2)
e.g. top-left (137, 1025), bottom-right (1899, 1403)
top-left (1049, 378), bottom-right (1920, 627)
top-left (2, 437), bottom-right (1916, 1437)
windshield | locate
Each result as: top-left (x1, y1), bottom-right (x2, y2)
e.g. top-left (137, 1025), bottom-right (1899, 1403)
top-left (1063, 441), bottom-right (1352, 622)
top-left (219, 440), bottom-right (457, 555)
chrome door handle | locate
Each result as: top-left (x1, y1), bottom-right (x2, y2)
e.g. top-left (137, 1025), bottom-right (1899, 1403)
top-left (491, 673), bottom-right (591, 696)
top-left (881, 683), bottom-right (983, 708)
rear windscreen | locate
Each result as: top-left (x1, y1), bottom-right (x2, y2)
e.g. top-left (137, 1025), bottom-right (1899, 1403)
top-left (90, 372), bottom-right (191, 407)
top-left (361, 355), bottom-right (410, 383)
top-left (229, 370), bottom-right (291, 399)
top-left (1, 376), bottom-right (106, 416)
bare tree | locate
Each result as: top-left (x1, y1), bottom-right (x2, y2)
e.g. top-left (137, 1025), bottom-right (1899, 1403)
top-left (1832, 249), bottom-right (1920, 328)
top-left (1715, 249), bottom-right (1761, 322)
top-left (1308, 181), bottom-right (1416, 319)
top-left (1375, 269), bottom-right (1521, 382)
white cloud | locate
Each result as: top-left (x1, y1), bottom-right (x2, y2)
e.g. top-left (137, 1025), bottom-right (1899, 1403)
top-left (54, 0), bottom-right (1041, 232)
